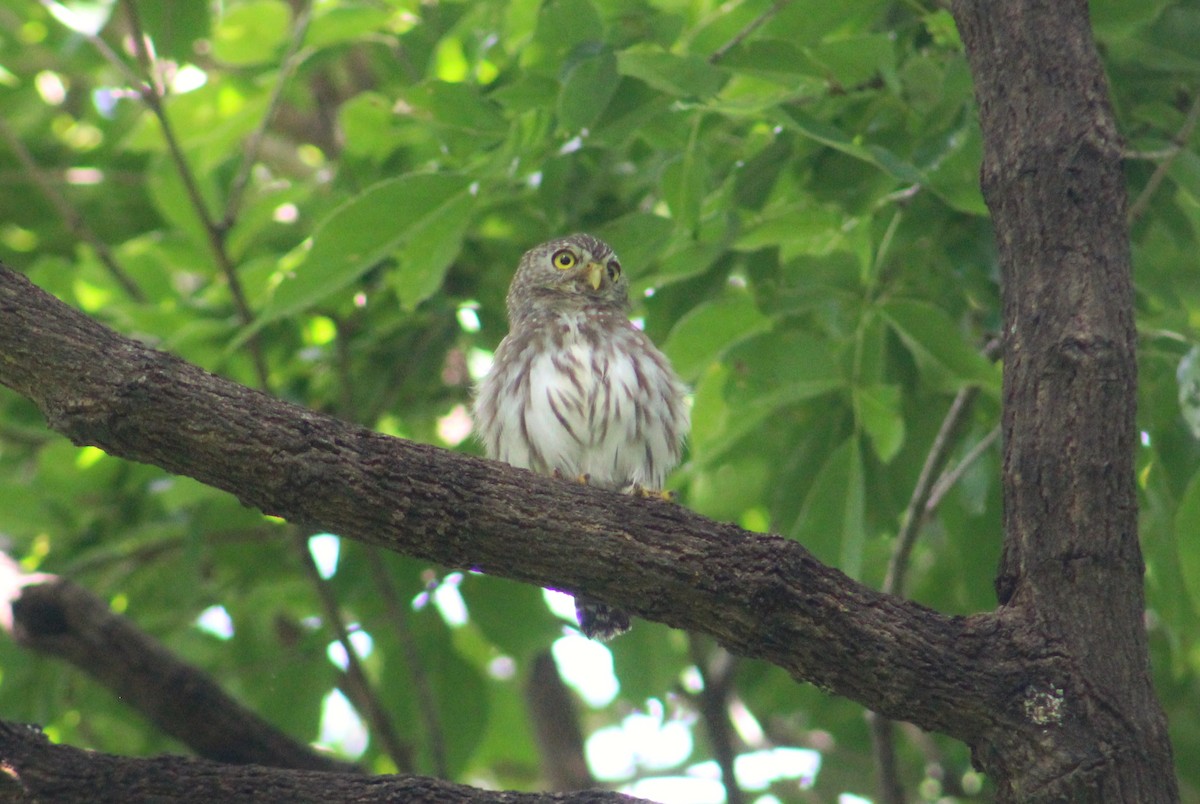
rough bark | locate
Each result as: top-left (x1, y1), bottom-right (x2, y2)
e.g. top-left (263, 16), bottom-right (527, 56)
top-left (0, 720), bottom-right (644, 803)
top-left (0, 262), bottom-right (1029, 744)
top-left (0, 1), bottom-right (1177, 800)
top-left (0, 555), bottom-right (357, 774)
top-left (953, 0), bottom-right (1177, 800)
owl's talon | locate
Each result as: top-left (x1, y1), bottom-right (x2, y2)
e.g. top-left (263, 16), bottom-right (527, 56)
top-left (626, 483), bottom-right (675, 502)
top-left (551, 469), bottom-right (591, 485)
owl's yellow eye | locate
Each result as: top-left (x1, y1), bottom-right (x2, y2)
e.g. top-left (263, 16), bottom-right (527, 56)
top-left (607, 260), bottom-right (621, 282)
top-left (551, 250), bottom-right (577, 271)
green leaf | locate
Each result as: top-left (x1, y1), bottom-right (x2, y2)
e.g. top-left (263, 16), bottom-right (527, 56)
top-left (306, 5), bottom-right (392, 48)
top-left (145, 156), bottom-right (215, 255)
top-left (391, 190), bottom-right (476, 310)
top-left (690, 455), bottom-right (770, 521)
top-left (262, 174), bottom-right (473, 324)
top-left (734, 202), bottom-right (848, 258)
top-left (881, 299), bottom-right (998, 392)
top-left (923, 118), bottom-right (989, 216)
top-left (558, 48), bottom-right (619, 132)
top-left (689, 337), bottom-right (844, 465)
top-left (1175, 467), bottom-right (1200, 613)
top-left (854, 383), bottom-right (905, 463)
top-left (718, 40), bottom-right (812, 80)
top-left (611, 621), bottom-right (691, 702)
top-left (806, 33), bottom-right (896, 87)
top-left (594, 213), bottom-right (675, 278)
top-left (616, 50), bottom-right (728, 98)
top-left (211, 0), bottom-right (290, 66)
top-left (460, 576), bottom-right (561, 659)
top-left (136, 1), bottom-right (210, 60)
top-left (791, 437), bottom-right (866, 578)
top-left (402, 81), bottom-right (510, 138)
top-left (661, 120), bottom-right (706, 230)
top-left (338, 92), bottom-right (404, 161)
top-left (525, 0), bottom-right (604, 73)
top-left (663, 291), bottom-right (772, 381)
top-left (779, 108), bottom-right (925, 185)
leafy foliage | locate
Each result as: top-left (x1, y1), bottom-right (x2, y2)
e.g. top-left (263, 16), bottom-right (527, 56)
top-left (0, 0), bottom-right (1196, 800)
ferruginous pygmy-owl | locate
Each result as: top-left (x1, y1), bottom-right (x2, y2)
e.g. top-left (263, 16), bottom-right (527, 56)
top-left (473, 233), bottom-right (689, 640)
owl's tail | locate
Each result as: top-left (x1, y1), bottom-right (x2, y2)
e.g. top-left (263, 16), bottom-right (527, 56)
top-left (575, 595), bottom-right (631, 641)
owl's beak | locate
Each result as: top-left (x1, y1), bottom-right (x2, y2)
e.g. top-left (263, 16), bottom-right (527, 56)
top-left (585, 261), bottom-right (604, 290)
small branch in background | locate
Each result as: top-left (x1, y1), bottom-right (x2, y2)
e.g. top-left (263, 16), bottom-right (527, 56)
top-left (295, 534), bottom-right (414, 773)
top-left (883, 338), bottom-right (1002, 596)
top-left (366, 547), bottom-right (449, 779)
top-left (899, 722), bottom-right (973, 798)
top-left (221, 0), bottom-right (314, 231)
top-left (0, 118), bottom-right (144, 302)
top-left (924, 426), bottom-right (1000, 516)
top-left (865, 713), bottom-right (905, 804)
top-left (708, 0), bottom-right (793, 64)
top-left (1, 718), bottom-right (650, 802)
top-left (0, 553), bottom-right (357, 773)
top-left (882, 387), bottom-right (979, 597)
top-left (1127, 89), bottom-right (1200, 225)
top-left (687, 635), bottom-right (744, 804)
top-left (871, 337), bottom-right (1002, 804)
top-left (62, 528), bottom-right (270, 578)
top-left (120, 0), bottom-right (269, 387)
top-left (525, 651), bottom-right (594, 791)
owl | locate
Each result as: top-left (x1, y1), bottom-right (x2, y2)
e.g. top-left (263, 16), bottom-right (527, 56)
top-left (473, 234), bottom-right (689, 640)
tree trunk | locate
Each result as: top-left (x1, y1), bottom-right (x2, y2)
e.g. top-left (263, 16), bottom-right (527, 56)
top-left (953, 0), bottom-right (1178, 799)
top-left (0, 1), bottom-right (1180, 801)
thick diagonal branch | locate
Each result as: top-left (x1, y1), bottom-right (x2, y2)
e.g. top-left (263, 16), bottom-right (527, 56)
top-left (0, 263), bottom-right (1029, 744)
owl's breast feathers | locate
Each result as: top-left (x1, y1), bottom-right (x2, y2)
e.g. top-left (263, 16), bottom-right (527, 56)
top-left (474, 310), bottom-right (688, 491)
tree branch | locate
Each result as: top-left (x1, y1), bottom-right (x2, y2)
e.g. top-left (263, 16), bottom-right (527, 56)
top-left (526, 652), bottom-right (594, 791)
top-left (0, 555), bottom-right (355, 774)
top-left (953, 0), bottom-right (1176, 799)
top-left (0, 262), bottom-right (1053, 753)
top-left (0, 719), bottom-right (646, 803)
top-left (367, 546), bottom-right (450, 778)
top-left (294, 534), bottom-right (413, 772)
top-left (0, 118), bottom-right (144, 303)
top-left (120, 0), bottom-right (269, 387)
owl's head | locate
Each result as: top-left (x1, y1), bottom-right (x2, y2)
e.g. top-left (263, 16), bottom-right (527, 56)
top-left (507, 233), bottom-right (628, 321)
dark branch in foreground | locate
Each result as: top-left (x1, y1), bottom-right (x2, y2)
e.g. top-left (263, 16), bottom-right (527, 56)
top-left (0, 719), bottom-right (646, 804)
top-left (0, 555), bottom-right (357, 774)
top-left (0, 263), bottom-right (1036, 750)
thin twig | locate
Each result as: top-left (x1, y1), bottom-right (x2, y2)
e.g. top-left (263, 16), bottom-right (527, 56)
top-left (925, 426), bottom-right (1000, 515)
top-left (296, 533), bottom-right (414, 772)
top-left (0, 118), bottom-right (144, 301)
top-left (120, 0), bottom-right (269, 387)
top-left (221, 0), bottom-right (314, 231)
top-left (708, 0), bottom-right (794, 64)
top-left (871, 338), bottom-right (1001, 802)
top-left (868, 387), bottom-right (978, 804)
top-left (882, 338), bottom-right (1002, 596)
top-left (687, 635), bottom-right (744, 804)
top-left (882, 388), bottom-right (979, 597)
top-left (36, 0), bottom-right (143, 86)
top-left (1127, 90), bottom-right (1200, 225)
top-left (366, 547), bottom-right (449, 778)
top-left (525, 651), bottom-right (594, 790)
top-left (63, 528), bottom-right (270, 577)
top-left (866, 712), bottom-right (906, 804)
